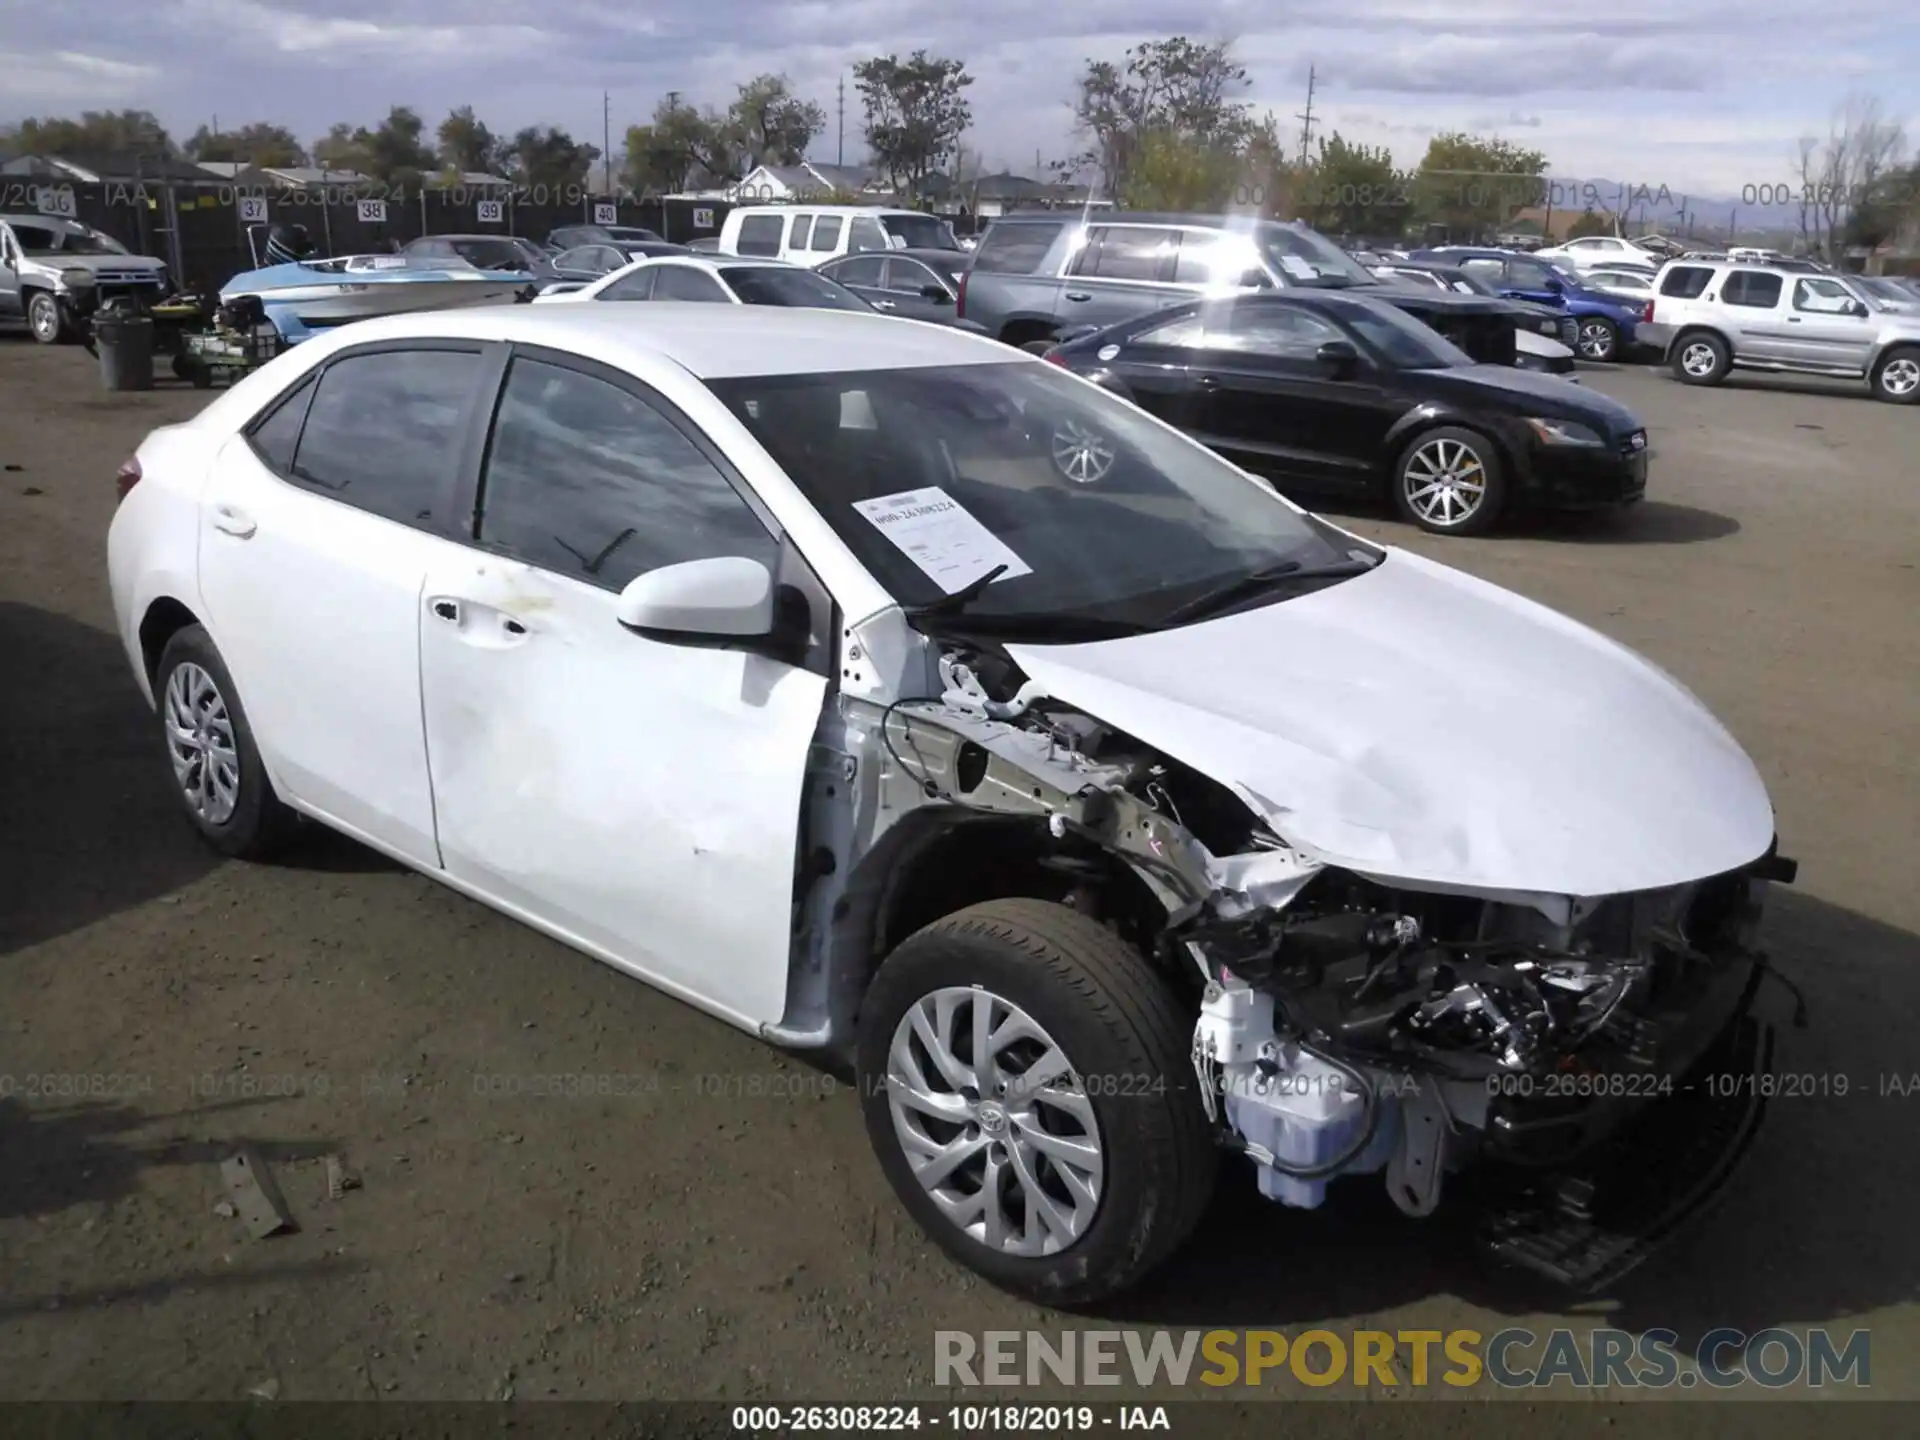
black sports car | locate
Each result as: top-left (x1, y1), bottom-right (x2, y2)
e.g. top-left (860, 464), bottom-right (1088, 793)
top-left (1045, 291), bottom-right (1649, 536)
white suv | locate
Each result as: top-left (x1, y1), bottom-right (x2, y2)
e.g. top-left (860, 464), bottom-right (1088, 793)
top-left (1646, 259), bottom-right (1920, 403)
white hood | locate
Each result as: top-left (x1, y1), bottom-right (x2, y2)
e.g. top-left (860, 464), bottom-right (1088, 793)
top-left (1005, 549), bottom-right (1775, 899)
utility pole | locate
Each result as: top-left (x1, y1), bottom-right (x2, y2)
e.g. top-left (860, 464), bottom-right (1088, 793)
top-left (837, 75), bottom-right (846, 167)
top-left (1295, 65), bottom-right (1318, 169)
top-left (603, 91), bottom-right (612, 195)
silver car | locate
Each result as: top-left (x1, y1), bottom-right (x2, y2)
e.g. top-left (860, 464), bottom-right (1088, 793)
top-left (1648, 259), bottom-right (1920, 404)
top-left (0, 213), bottom-right (171, 343)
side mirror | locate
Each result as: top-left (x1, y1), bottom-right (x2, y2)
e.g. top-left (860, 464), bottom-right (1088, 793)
top-left (1849, 300), bottom-right (1870, 318)
top-left (616, 556), bottom-right (774, 638)
top-left (1543, 276), bottom-right (1565, 293)
top-left (1316, 338), bottom-right (1362, 373)
top-left (921, 284), bottom-right (951, 303)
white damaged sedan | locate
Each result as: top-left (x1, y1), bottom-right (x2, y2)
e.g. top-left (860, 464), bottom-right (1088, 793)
top-left (107, 305), bottom-right (1796, 1304)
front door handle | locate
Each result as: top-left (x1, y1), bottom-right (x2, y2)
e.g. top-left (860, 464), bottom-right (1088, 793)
top-left (210, 504), bottom-right (256, 538)
top-left (431, 599), bottom-right (460, 623)
top-left (1786, 316), bottom-right (1802, 323)
top-left (1064, 291), bottom-right (1092, 302)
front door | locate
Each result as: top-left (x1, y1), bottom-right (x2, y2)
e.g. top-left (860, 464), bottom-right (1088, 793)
top-left (196, 342), bottom-right (496, 865)
top-left (876, 256), bottom-right (957, 322)
top-left (1193, 302), bottom-right (1394, 489)
top-left (1781, 276), bottom-right (1879, 373)
top-left (0, 225), bottom-right (24, 322)
top-left (417, 349), bottom-right (829, 1027)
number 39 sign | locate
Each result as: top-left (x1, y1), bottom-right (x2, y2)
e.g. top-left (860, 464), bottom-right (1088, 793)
top-left (476, 199), bottom-right (504, 224)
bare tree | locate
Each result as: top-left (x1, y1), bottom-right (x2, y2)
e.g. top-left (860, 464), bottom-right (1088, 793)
top-left (1795, 94), bottom-right (1908, 259)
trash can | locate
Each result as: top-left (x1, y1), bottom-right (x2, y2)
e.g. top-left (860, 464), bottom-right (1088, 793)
top-left (96, 310), bottom-right (156, 392)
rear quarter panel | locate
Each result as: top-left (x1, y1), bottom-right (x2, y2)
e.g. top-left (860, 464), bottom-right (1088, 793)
top-left (106, 424), bottom-right (224, 707)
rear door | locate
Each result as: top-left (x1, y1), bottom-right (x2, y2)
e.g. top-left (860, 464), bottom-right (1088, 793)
top-left (875, 256), bottom-right (956, 321)
top-left (1718, 270), bottom-right (1789, 362)
top-left (820, 253), bottom-right (888, 306)
top-left (196, 341), bottom-right (500, 865)
top-left (1096, 310), bottom-right (1219, 435)
top-left (1058, 224), bottom-right (1181, 331)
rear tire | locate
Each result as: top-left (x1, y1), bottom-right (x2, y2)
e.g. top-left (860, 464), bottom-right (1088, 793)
top-left (1870, 346), bottom-right (1920, 405)
top-left (856, 899), bottom-right (1216, 1306)
top-left (154, 625), bottom-right (299, 859)
top-left (1672, 331), bottom-right (1730, 385)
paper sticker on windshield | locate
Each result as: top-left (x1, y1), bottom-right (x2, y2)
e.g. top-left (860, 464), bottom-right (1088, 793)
top-left (1278, 254), bottom-right (1318, 279)
top-left (852, 486), bottom-right (1032, 595)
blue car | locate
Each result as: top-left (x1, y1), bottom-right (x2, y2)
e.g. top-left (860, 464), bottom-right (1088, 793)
top-left (1411, 247), bottom-right (1648, 363)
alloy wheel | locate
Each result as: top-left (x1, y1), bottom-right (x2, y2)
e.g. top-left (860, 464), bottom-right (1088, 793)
top-left (1880, 357), bottom-right (1920, 398)
top-left (1050, 420), bottom-right (1116, 483)
top-left (883, 985), bottom-right (1104, 1257)
top-left (1680, 341), bottom-right (1720, 377)
top-left (28, 295), bottom-right (61, 343)
top-left (1577, 320), bottom-right (1616, 360)
top-left (1402, 437), bottom-right (1488, 529)
top-left (164, 661), bottom-right (241, 825)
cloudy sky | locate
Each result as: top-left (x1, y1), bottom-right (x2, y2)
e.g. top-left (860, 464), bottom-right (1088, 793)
top-left (3, 0), bottom-right (1914, 196)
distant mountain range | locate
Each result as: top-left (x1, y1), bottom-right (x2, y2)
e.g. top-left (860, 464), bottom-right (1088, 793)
top-left (1540, 177), bottom-right (1805, 240)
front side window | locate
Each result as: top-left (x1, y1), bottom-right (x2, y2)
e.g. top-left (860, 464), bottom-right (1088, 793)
top-left (736, 215), bottom-right (784, 257)
top-left (1793, 277), bottom-right (1858, 314)
top-left (1213, 304), bottom-right (1344, 356)
top-left (1507, 259), bottom-right (1556, 289)
top-left (1339, 302), bottom-right (1473, 369)
top-left (705, 362), bottom-right (1365, 629)
top-left (477, 358), bottom-right (778, 592)
top-left (720, 266), bottom-right (870, 310)
top-left (289, 349), bottom-right (480, 528)
top-left (884, 259), bottom-right (940, 295)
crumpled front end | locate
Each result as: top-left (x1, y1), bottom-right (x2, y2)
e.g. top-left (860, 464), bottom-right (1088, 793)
top-left (830, 615), bottom-right (1795, 1291)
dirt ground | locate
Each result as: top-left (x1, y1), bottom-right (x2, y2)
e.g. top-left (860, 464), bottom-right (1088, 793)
top-left (2, 339), bottom-right (1916, 1412)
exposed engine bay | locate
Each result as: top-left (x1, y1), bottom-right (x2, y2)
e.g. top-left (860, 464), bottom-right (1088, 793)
top-left (804, 630), bottom-right (1795, 1282)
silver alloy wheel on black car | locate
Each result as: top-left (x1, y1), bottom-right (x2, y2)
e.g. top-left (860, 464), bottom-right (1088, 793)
top-left (1401, 435), bottom-right (1488, 530)
top-left (1051, 418), bottom-right (1116, 483)
top-left (883, 986), bottom-right (1105, 1256)
top-left (1576, 317), bottom-right (1619, 362)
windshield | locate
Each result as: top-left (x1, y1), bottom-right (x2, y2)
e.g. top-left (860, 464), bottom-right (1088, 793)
top-left (1260, 224), bottom-right (1380, 288)
top-left (882, 214), bottom-right (961, 251)
top-left (1443, 269), bottom-right (1498, 297)
top-left (704, 362), bottom-right (1365, 628)
top-left (15, 223), bottom-right (128, 256)
top-left (1342, 302), bottom-right (1475, 369)
top-left (720, 266), bottom-right (872, 311)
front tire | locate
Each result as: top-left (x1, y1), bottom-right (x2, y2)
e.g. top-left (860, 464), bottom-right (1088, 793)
top-left (1870, 346), bottom-right (1920, 405)
top-left (856, 899), bottom-right (1216, 1306)
top-left (26, 291), bottom-right (69, 345)
top-left (1391, 426), bottom-right (1506, 536)
top-left (1575, 316), bottom-right (1620, 362)
top-left (154, 626), bottom-right (298, 859)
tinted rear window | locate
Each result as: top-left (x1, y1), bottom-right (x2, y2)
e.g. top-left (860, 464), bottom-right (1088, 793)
top-left (720, 267), bottom-right (871, 310)
top-left (971, 222), bottom-right (1064, 275)
top-left (1722, 271), bottom-right (1783, 308)
top-left (1660, 266), bottom-right (1713, 298)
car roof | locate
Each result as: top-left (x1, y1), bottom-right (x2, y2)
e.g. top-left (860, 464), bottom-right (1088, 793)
top-left (730, 204), bottom-right (918, 218)
top-left (638, 255), bottom-right (790, 272)
top-left (289, 304), bottom-right (1016, 380)
top-left (828, 247), bottom-right (965, 266)
top-left (0, 213), bottom-right (83, 229)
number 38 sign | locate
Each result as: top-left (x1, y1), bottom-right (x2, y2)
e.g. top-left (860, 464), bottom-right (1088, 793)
top-left (357, 198), bottom-right (387, 223)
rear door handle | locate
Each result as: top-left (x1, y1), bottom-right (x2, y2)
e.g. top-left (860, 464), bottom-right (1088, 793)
top-left (210, 504), bottom-right (256, 538)
top-left (1065, 291), bottom-right (1092, 302)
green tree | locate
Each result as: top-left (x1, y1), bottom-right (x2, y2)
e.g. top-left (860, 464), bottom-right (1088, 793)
top-left (1566, 207), bottom-right (1612, 239)
top-left (355, 106), bottom-right (437, 186)
top-left (499, 126), bottom-right (600, 191)
top-left (1410, 132), bottom-right (1548, 240)
top-left (1299, 133), bottom-right (1408, 239)
top-left (1072, 38), bottom-right (1255, 199)
top-left (436, 106), bottom-right (499, 174)
top-left (1119, 129), bottom-right (1243, 211)
top-left (3, 109), bottom-right (174, 157)
top-left (184, 122), bottom-right (307, 167)
top-left (311, 123), bottom-right (368, 174)
top-left (854, 51), bottom-right (973, 196)
top-left (728, 74), bottom-right (825, 168)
